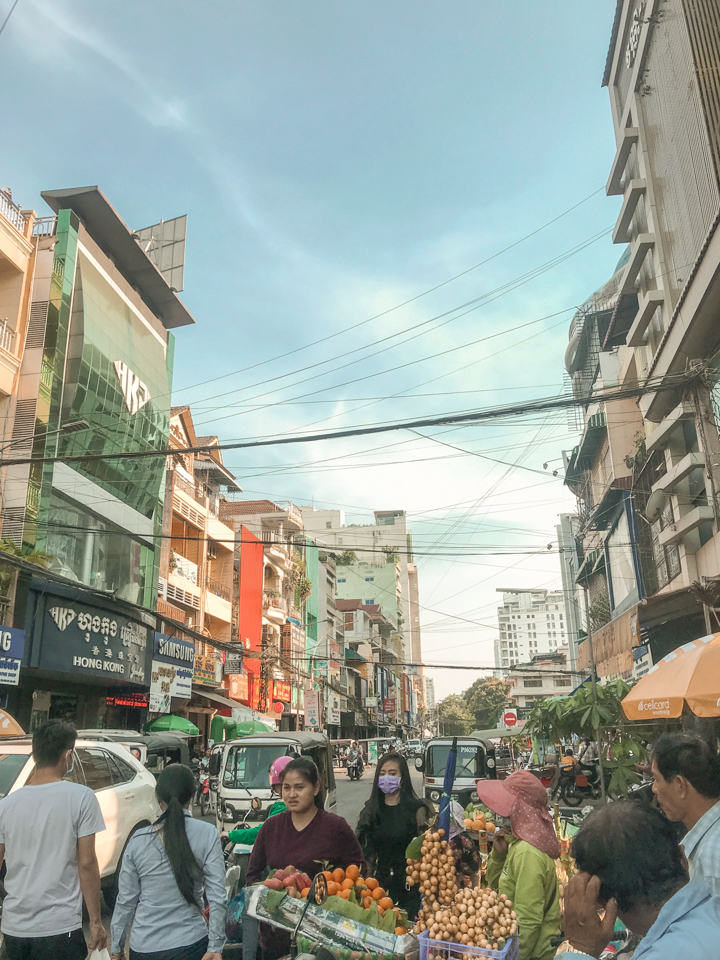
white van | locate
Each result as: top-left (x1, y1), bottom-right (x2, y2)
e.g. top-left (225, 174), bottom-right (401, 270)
top-left (210, 730), bottom-right (337, 831)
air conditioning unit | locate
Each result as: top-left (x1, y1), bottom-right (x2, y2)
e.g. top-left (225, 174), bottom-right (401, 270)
top-left (158, 578), bottom-right (168, 600)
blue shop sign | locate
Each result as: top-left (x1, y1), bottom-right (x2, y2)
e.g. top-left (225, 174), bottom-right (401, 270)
top-left (153, 632), bottom-right (195, 668)
top-left (0, 627), bottom-right (25, 661)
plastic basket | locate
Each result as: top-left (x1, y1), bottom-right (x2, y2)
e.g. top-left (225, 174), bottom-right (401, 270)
top-left (418, 930), bottom-right (519, 960)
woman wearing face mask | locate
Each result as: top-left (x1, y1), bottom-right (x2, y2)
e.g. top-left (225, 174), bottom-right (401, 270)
top-left (477, 771), bottom-right (561, 960)
top-left (355, 752), bottom-right (434, 917)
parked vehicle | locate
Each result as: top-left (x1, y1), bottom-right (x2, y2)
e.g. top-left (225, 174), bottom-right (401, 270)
top-left (402, 738), bottom-right (423, 758)
top-left (78, 729), bottom-right (193, 776)
top-left (0, 736), bottom-right (160, 906)
top-left (210, 731), bottom-right (337, 831)
top-left (414, 736), bottom-right (497, 803)
top-left (560, 760), bottom-right (612, 806)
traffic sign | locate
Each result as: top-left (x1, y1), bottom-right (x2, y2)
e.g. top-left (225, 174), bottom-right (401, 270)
top-left (502, 709), bottom-right (518, 728)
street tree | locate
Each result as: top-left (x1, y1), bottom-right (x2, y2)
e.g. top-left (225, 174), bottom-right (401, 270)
top-left (463, 676), bottom-right (510, 728)
top-left (437, 693), bottom-right (475, 736)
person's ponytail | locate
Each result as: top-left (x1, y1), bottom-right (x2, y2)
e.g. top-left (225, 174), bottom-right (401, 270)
top-left (155, 765), bottom-right (202, 908)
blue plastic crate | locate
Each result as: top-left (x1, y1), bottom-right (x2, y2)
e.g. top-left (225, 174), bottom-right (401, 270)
top-left (418, 930), bottom-right (519, 960)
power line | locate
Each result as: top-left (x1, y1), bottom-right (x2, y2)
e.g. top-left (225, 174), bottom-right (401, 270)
top-left (3, 371), bottom-right (692, 470)
top-left (0, 0), bottom-right (19, 39)
top-left (176, 185), bottom-right (605, 399)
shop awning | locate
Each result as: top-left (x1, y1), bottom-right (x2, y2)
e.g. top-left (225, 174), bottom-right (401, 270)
top-left (344, 649), bottom-right (367, 663)
top-left (192, 687), bottom-right (244, 711)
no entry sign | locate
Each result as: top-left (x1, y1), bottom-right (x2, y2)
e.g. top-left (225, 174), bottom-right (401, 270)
top-left (502, 709), bottom-right (518, 727)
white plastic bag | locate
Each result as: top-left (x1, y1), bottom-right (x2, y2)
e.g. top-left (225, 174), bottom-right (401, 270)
top-left (88, 949), bottom-right (111, 960)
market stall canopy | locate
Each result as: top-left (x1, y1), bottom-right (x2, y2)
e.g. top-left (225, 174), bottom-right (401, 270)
top-left (145, 715), bottom-right (200, 735)
top-left (236, 720), bottom-right (275, 737)
top-left (622, 633), bottom-right (720, 719)
top-left (0, 710), bottom-right (23, 737)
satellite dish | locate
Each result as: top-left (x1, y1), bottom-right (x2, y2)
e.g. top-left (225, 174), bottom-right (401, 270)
top-left (643, 488), bottom-right (668, 523)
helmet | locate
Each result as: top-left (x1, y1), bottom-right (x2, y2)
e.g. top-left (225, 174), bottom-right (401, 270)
top-left (269, 755), bottom-right (293, 786)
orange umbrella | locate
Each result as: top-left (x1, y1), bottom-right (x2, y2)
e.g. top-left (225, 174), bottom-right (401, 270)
top-left (622, 634), bottom-right (720, 719)
top-left (0, 709), bottom-right (24, 736)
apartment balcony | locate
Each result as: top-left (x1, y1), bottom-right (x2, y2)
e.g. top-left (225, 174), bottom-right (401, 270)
top-left (171, 552), bottom-right (198, 586)
top-left (263, 593), bottom-right (287, 622)
top-left (205, 587), bottom-right (232, 623)
top-left (174, 474), bottom-right (209, 510)
top-left (0, 189), bottom-right (31, 237)
top-left (205, 576), bottom-right (230, 602)
top-left (658, 505), bottom-right (715, 554)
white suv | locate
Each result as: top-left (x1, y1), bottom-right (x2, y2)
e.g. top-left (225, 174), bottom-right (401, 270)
top-left (0, 737), bottom-right (160, 905)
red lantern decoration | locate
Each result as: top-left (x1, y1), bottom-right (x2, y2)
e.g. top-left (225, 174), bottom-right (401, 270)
top-left (273, 701), bottom-right (284, 714)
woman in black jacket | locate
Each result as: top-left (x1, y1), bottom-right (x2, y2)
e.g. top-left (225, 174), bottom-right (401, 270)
top-left (355, 752), bottom-right (433, 918)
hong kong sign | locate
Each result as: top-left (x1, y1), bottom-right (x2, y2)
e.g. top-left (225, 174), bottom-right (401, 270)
top-left (35, 599), bottom-right (149, 685)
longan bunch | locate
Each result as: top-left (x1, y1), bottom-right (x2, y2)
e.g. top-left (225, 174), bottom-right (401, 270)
top-left (413, 887), bottom-right (517, 952)
top-left (405, 828), bottom-right (458, 906)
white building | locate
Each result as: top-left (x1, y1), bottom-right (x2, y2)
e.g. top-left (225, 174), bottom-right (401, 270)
top-left (300, 507), bottom-right (421, 663)
top-left (505, 647), bottom-right (584, 711)
top-left (494, 589), bottom-right (569, 676)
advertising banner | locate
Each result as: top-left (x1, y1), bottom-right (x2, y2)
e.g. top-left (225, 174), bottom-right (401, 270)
top-left (194, 653), bottom-right (222, 686)
top-left (228, 673), bottom-right (249, 702)
top-left (0, 627), bottom-right (25, 687)
top-left (150, 662), bottom-right (193, 712)
top-left (35, 600), bottom-right (149, 685)
top-left (224, 652), bottom-right (244, 675)
top-left (274, 680), bottom-right (291, 702)
top-left (304, 689), bottom-right (320, 729)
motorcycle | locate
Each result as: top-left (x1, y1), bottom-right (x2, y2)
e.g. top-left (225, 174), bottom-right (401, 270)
top-left (347, 755), bottom-right (363, 780)
top-left (560, 760), bottom-right (612, 806)
top-left (199, 771), bottom-right (211, 817)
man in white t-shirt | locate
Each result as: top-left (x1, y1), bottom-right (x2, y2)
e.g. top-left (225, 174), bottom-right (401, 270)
top-left (0, 720), bottom-right (107, 960)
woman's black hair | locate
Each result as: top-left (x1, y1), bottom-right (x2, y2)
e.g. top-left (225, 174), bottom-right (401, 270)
top-left (155, 765), bottom-right (202, 908)
top-left (280, 756), bottom-right (324, 809)
top-left (365, 751), bottom-right (420, 818)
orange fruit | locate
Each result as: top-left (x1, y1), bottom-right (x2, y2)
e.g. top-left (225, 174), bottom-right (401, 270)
top-left (346, 864), bottom-right (360, 881)
top-left (342, 879), bottom-right (354, 890)
top-left (372, 887), bottom-right (386, 900)
top-left (322, 870), bottom-right (333, 881)
top-left (395, 926), bottom-right (406, 935)
top-left (301, 889), bottom-right (309, 898)
top-left (332, 868), bottom-right (345, 884)
top-left (339, 889), bottom-right (350, 899)
top-left (379, 897), bottom-right (393, 911)
top-left (363, 897), bottom-right (373, 909)
top-left (327, 881), bottom-right (339, 896)
top-left (365, 878), bottom-right (379, 891)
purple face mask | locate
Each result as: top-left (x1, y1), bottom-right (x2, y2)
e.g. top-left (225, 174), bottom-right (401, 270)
top-left (378, 774), bottom-right (402, 794)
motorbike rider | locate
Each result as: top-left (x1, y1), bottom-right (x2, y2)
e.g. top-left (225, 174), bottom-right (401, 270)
top-left (226, 756), bottom-right (291, 846)
top-left (346, 741), bottom-right (363, 777)
top-left (195, 747), bottom-right (212, 804)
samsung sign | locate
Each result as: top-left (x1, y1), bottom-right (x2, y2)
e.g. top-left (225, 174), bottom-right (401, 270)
top-left (153, 632), bottom-right (195, 667)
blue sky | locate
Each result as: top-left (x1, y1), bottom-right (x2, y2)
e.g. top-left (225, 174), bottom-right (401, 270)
top-left (1, 0), bottom-right (622, 698)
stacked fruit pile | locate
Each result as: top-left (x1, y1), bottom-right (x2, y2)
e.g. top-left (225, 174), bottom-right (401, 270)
top-left (463, 811), bottom-right (495, 834)
top-left (414, 887), bottom-right (517, 953)
top-left (320, 865), bottom-right (396, 911)
top-left (405, 827), bottom-right (458, 905)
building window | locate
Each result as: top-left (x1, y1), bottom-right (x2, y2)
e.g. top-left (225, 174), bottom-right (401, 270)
top-left (326, 522), bottom-right (332, 529)
top-left (338, 578), bottom-right (346, 583)
top-left (364, 577), bottom-right (374, 582)
top-left (555, 678), bottom-right (572, 687)
top-left (364, 599), bottom-right (374, 605)
top-left (523, 679), bottom-right (543, 688)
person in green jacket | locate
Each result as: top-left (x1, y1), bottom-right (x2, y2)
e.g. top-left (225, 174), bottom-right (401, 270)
top-left (478, 771), bottom-right (561, 960)
top-left (227, 754), bottom-right (292, 846)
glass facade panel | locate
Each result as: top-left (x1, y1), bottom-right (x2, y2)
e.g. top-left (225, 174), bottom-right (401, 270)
top-left (46, 492), bottom-right (148, 603)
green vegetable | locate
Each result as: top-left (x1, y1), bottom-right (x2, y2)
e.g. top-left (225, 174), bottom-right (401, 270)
top-left (349, 885), bottom-right (357, 905)
top-left (266, 889), bottom-right (288, 912)
top-left (405, 835), bottom-right (424, 860)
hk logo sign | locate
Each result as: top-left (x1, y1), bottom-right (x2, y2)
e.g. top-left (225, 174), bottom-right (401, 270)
top-left (114, 361), bottom-right (151, 415)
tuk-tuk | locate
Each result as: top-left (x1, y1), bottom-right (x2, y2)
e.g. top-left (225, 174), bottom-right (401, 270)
top-left (414, 736), bottom-right (497, 804)
top-left (78, 729), bottom-right (193, 776)
top-left (209, 730), bottom-right (337, 831)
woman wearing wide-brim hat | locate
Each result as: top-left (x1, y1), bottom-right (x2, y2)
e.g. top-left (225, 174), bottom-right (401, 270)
top-left (477, 771), bottom-right (561, 960)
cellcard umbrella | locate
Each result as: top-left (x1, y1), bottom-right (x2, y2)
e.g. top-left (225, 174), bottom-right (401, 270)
top-left (438, 736), bottom-right (458, 839)
top-left (622, 633), bottom-right (720, 719)
top-left (0, 709), bottom-right (23, 737)
top-left (235, 720), bottom-right (274, 737)
top-left (145, 715), bottom-right (200, 735)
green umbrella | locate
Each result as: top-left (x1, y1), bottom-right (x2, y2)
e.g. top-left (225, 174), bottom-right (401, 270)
top-left (145, 715), bottom-right (200, 736)
top-left (235, 720), bottom-right (274, 737)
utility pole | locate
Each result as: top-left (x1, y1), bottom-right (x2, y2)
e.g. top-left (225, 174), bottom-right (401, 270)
top-left (582, 584), bottom-right (606, 802)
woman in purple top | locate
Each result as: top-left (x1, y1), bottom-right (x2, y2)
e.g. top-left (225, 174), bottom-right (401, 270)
top-left (247, 756), bottom-right (366, 884)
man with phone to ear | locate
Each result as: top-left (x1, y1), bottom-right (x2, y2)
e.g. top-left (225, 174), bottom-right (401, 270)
top-left (0, 720), bottom-right (107, 960)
